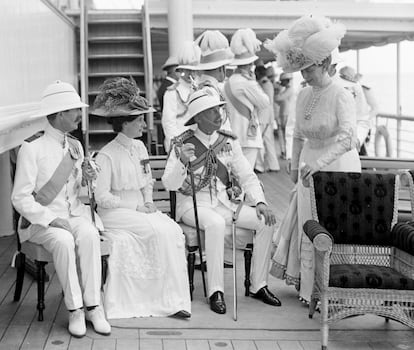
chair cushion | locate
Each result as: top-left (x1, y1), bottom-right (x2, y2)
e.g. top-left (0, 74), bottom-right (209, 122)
top-left (392, 222), bottom-right (414, 255)
top-left (21, 241), bottom-right (53, 262)
top-left (329, 264), bottom-right (414, 290)
top-left (179, 222), bottom-right (253, 249)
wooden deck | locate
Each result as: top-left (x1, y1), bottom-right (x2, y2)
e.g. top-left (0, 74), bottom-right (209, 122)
top-left (1, 162), bottom-right (414, 350)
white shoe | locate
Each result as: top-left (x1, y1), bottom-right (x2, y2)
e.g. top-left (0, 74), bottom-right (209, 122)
top-left (86, 306), bottom-right (111, 335)
top-left (68, 309), bottom-right (86, 338)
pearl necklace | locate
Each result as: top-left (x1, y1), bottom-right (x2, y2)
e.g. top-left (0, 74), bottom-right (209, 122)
top-left (304, 80), bottom-right (332, 120)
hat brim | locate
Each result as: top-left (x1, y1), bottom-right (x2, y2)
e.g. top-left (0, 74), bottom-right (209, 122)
top-left (231, 55), bottom-right (258, 66)
top-left (191, 59), bottom-right (233, 71)
top-left (184, 100), bottom-right (226, 126)
top-left (91, 106), bottom-right (156, 117)
top-left (31, 101), bottom-right (88, 118)
top-left (281, 61), bottom-right (314, 73)
top-left (176, 64), bottom-right (198, 71)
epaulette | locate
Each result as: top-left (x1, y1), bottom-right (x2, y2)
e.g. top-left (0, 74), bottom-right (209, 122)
top-left (218, 129), bottom-right (237, 140)
top-left (166, 81), bottom-right (180, 91)
top-left (25, 131), bottom-right (44, 142)
top-left (171, 129), bottom-right (195, 146)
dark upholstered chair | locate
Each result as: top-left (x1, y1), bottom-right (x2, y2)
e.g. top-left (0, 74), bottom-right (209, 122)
top-left (150, 156), bottom-right (254, 300)
top-left (303, 171), bottom-right (414, 350)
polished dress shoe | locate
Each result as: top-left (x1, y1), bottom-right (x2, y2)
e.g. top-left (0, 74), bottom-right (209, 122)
top-left (251, 286), bottom-right (282, 307)
top-left (170, 310), bottom-right (191, 319)
top-left (209, 291), bottom-right (226, 314)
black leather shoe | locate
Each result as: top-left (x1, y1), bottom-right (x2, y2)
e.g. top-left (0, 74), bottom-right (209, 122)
top-left (209, 291), bottom-right (226, 314)
top-left (170, 310), bottom-right (191, 319)
top-left (251, 286), bottom-right (282, 307)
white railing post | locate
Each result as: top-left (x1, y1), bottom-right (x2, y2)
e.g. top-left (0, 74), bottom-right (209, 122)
top-left (396, 42), bottom-right (401, 157)
top-left (142, 0), bottom-right (154, 153)
top-left (80, 0), bottom-right (89, 153)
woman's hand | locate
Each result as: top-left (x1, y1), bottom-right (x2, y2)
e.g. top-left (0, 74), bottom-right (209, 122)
top-left (300, 162), bottom-right (319, 187)
top-left (137, 202), bottom-right (157, 213)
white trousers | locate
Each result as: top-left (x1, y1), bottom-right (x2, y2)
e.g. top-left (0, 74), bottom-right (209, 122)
top-left (242, 147), bottom-right (259, 171)
top-left (255, 123), bottom-right (280, 172)
top-left (29, 216), bottom-right (101, 310)
top-left (181, 203), bottom-right (273, 297)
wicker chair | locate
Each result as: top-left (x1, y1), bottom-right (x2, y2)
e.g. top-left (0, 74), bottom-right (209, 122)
top-left (303, 171), bottom-right (414, 350)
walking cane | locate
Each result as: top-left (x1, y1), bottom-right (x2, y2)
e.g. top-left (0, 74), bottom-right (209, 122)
top-left (232, 200), bottom-right (244, 321)
top-left (188, 162), bottom-right (208, 300)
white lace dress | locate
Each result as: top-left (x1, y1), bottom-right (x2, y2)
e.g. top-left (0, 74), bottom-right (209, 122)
top-left (272, 81), bottom-right (361, 302)
top-left (95, 133), bottom-right (190, 319)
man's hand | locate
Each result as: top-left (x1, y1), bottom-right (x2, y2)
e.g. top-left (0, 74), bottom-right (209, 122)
top-left (49, 218), bottom-right (71, 232)
top-left (256, 203), bottom-right (276, 226)
top-left (82, 159), bottom-right (99, 182)
top-left (144, 202), bottom-right (157, 213)
top-left (179, 143), bottom-right (195, 165)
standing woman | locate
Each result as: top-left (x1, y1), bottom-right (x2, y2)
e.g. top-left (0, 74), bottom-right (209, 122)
top-left (92, 77), bottom-right (191, 319)
top-left (265, 16), bottom-right (361, 304)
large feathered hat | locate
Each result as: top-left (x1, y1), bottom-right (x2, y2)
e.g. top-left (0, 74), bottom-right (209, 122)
top-left (264, 15), bottom-right (346, 73)
top-left (176, 41), bottom-right (201, 71)
top-left (161, 56), bottom-right (179, 71)
top-left (91, 77), bottom-right (155, 117)
top-left (193, 30), bottom-right (234, 71)
top-left (230, 28), bottom-right (262, 66)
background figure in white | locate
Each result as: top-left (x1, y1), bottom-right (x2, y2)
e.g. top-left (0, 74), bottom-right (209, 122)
top-left (265, 15), bottom-right (361, 304)
top-left (161, 41), bottom-right (201, 152)
top-left (254, 65), bottom-right (280, 172)
top-left (274, 73), bottom-right (296, 160)
top-left (92, 77), bottom-right (191, 319)
top-left (336, 66), bottom-right (371, 155)
top-left (193, 30), bottom-right (234, 130)
top-left (225, 28), bottom-right (269, 169)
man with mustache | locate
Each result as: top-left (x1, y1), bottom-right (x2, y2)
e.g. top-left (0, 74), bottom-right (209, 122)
top-left (11, 81), bottom-right (110, 338)
top-left (162, 89), bottom-right (281, 315)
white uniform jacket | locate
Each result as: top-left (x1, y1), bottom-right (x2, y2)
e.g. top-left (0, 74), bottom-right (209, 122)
top-left (11, 123), bottom-right (91, 243)
top-left (224, 73), bottom-right (269, 148)
top-left (162, 128), bottom-right (266, 220)
top-left (161, 78), bottom-right (195, 151)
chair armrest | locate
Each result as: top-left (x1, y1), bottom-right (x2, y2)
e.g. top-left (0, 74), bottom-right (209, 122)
top-left (303, 220), bottom-right (333, 252)
top-left (392, 222), bottom-right (414, 255)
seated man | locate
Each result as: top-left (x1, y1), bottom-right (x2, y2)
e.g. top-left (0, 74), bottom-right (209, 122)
top-left (11, 81), bottom-right (110, 338)
top-left (162, 89), bottom-right (281, 314)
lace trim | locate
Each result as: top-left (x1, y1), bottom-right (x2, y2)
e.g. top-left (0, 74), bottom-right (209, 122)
top-left (97, 195), bottom-right (121, 209)
top-left (309, 176), bottom-right (319, 222)
top-left (270, 261), bottom-right (300, 288)
top-left (391, 174), bottom-right (400, 230)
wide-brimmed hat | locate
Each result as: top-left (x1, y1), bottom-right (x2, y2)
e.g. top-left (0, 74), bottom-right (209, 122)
top-left (162, 56), bottom-right (179, 71)
top-left (279, 72), bottom-right (293, 80)
top-left (91, 77), bottom-right (155, 117)
top-left (330, 47), bottom-right (343, 66)
top-left (176, 41), bottom-right (201, 71)
top-left (264, 15), bottom-right (346, 73)
top-left (339, 66), bottom-right (358, 83)
top-left (230, 28), bottom-right (261, 66)
top-left (32, 80), bottom-right (88, 118)
top-left (184, 89), bottom-right (226, 126)
top-left (192, 30), bottom-right (234, 71)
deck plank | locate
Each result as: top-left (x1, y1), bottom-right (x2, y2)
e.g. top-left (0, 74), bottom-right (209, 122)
top-left (115, 338), bottom-right (139, 350)
top-left (186, 339), bottom-right (210, 350)
top-left (163, 339), bottom-right (186, 350)
top-left (91, 338), bottom-right (116, 350)
top-left (232, 340), bottom-right (257, 350)
top-left (209, 340), bottom-right (234, 350)
top-left (67, 337), bottom-right (93, 350)
top-left (255, 340), bottom-right (281, 350)
top-left (139, 339), bottom-right (162, 350)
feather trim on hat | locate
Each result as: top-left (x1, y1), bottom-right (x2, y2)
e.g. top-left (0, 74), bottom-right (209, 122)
top-left (94, 77), bottom-right (151, 113)
top-left (230, 28), bottom-right (261, 56)
top-left (195, 30), bottom-right (230, 55)
top-left (264, 15), bottom-right (346, 73)
top-left (177, 41), bottom-right (201, 66)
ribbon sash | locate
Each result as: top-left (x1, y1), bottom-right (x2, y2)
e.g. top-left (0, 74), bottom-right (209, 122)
top-left (20, 140), bottom-right (79, 229)
top-left (185, 134), bottom-right (229, 187)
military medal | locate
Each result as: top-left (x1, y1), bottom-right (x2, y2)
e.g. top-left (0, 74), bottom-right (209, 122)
top-left (141, 159), bottom-right (150, 174)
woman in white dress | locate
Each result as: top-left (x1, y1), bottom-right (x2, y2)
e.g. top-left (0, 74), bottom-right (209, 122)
top-left (265, 15), bottom-right (361, 304)
top-left (92, 77), bottom-right (191, 319)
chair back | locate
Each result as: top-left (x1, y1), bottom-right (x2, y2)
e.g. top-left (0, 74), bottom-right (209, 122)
top-left (310, 171), bottom-right (398, 246)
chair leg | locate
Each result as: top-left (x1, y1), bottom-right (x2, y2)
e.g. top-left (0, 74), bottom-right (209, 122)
top-left (13, 252), bottom-right (26, 302)
top-left (101, 255), bottom-right (109, 291)
top-left (187, 247), bottom-right (197, 300)
top-left (36, 261), bottom-right (47, 321)
top-left (321, 299), bottom-right (329, 350)
top-left (244, 244), bottom-right (253, 296)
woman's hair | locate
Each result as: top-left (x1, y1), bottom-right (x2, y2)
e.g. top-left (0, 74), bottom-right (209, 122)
top-left (109, 115), bottom-right (138, 133)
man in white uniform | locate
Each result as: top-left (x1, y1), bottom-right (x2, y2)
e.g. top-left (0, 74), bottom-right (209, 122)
top-left (162, 41), bottom-right (200, 152)
top-left (162, 89), bottom-right (281, 314)
top-left (225, 28), bottom-right (269, 169)
top-left (11, 81), bottom-right (110, 338)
